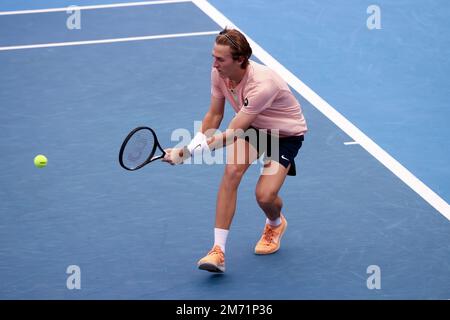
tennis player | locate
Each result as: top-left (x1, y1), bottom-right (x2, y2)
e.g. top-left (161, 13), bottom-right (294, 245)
top-left (163, 28), bottom-right (307, 273)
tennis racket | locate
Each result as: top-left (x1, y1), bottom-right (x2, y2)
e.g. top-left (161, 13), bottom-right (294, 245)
top-left (119, 126), bottom-right (166, 171)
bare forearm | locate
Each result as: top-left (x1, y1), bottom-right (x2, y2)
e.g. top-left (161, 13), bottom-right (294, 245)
top-left (201, 112), bottom-right (223, 137)
top-left (207, 127), bottom-right (249, 153)
top-left (205, 113), bottom-right (251, 151)
top-left (186, 110), bottom-right (254, 157)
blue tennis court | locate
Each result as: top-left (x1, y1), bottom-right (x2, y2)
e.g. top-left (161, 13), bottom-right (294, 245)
top-left (0, 0), bottom-right (449, 300)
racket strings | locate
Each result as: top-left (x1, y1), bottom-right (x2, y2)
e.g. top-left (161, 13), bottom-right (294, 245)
top-left (123, 129), bottom-right (155, 169)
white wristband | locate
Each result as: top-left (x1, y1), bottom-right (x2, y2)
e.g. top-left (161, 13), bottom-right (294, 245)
top-left (187, 132), bottom-right (209, 155)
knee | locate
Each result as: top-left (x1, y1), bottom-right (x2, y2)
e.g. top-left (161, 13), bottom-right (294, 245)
top-left (223, 165), bottom-right (246, 186)
top-left (255, 187), bottom-right (277, 206)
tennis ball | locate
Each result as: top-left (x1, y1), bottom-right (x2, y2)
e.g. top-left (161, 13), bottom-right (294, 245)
top-left (34, 154), bottom-right (48, 168)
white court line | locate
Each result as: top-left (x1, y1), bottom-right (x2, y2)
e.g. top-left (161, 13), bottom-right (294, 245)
top-left (344, 141), bottom-right (360, 145)
top-left (192, 0), bottom-right (450, 220)
top-left (0, 0), bottom-right (191, 15)
top-left (0, 31), bottom-right (219, 51)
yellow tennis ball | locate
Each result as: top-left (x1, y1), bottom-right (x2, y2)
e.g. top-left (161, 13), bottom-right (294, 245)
top-left (34, 154), bottom-right (48, 168)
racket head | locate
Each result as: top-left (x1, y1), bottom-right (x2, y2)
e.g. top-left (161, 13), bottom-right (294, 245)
top-left (119, 126), bottom-right (165, 171)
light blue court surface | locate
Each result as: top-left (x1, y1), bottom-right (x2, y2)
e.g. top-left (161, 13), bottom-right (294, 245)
top-left (0, 1), bottom-right (449, 299)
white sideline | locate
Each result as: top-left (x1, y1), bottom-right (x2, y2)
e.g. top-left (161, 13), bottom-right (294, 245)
top-left (0, 31), bottom-right (219, 51)
top-left (0, 0), bottom-right (191, 15)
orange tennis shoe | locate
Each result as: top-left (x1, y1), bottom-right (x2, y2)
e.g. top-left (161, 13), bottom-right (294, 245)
top-left (197, 245), bottom-right (225, 273)
top-left (254, 214), bottom-right (288, 255)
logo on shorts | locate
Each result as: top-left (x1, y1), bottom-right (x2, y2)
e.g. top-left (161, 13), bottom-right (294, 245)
top-left (244, 98), bottom-right (249, 106)
top-left (281, 155), bottom-right (289, 161)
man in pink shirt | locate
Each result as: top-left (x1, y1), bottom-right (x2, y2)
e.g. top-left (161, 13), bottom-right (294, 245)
top-left (163, 28), bottom-right (307, 273)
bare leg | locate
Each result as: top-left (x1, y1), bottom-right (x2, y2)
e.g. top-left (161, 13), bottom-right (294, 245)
top-left (255, 161), bottom-right (291, 220)
top-left (215, 138), bottom-right (258, 229)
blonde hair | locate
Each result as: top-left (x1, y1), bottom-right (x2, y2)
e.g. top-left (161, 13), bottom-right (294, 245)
top-left (216, 28), bottom-right (252, 69)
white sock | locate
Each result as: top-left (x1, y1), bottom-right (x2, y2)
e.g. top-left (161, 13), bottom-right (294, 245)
top-left (266, 216), bottom-right (282, 227)
top-left (214, 228), bottom-right (229, 253)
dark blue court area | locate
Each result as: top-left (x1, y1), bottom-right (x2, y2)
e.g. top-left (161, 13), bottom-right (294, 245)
top-left (0, 1), bottom-right (449, 300)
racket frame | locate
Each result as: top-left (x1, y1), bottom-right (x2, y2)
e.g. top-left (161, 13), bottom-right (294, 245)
top-left (119, 126), bottom-right (166, 171)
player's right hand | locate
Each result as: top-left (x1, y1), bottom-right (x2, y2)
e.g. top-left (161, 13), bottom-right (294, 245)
top-left (162, 147), bottom-right (190, 165)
